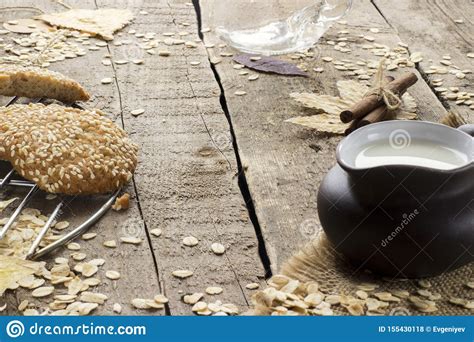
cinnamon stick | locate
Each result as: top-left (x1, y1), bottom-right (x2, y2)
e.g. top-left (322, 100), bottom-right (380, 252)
top-left (340, 72), bottom-right (418, 123)
top-left (357, 105), bottom-right (389, 128)
top-left (344, 76), bottom-right (394, 136)
top-left (344, 119), bottom-right (360, 136)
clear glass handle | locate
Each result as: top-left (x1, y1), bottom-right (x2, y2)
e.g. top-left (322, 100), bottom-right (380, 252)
top-left (317, 0), bottom-right (353, 23)
top-left (207, 0), bottom-right (353, 55)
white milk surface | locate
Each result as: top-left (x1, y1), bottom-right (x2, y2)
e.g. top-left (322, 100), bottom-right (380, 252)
top-left (355, 140), bottom-right (468, 170)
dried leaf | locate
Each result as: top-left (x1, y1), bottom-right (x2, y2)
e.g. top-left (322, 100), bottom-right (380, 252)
top-left (288, 80), bottom-right (418, 134)
top-left (336, 80), bottom-right (367, 104)
top-left (286, 114), bottom-right (347, 134)
top-left (290, 93), bottom-right (351, 116)
top-left (0, 256), bottom-right (45, 296)
top-left (233, 54), bottom-right (308, 77)
top-left (0, 197), bottom-right (18, 212)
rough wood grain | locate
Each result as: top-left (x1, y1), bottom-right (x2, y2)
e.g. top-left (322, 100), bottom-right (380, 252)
top-left (96, 0), bottom-right (266, 315)
top-left (0, 0), bottom-right (162, 316)
top-left (201, 0), bottom-right (451, 271)
top-left (374, 0), bottom-right (474, 122)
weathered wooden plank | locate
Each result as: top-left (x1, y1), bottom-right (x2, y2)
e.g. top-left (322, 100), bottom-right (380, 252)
top-left (0, 0), bottom-right (162, 315)
top-left (96, 0), bottom-right (266, 315)
top-left (201, 0), bottom-right (450, 271)
top-left (374, 0), bottom-right (474, 122)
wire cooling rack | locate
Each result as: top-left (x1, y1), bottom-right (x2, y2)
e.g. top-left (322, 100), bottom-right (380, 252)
top-left (0, 97), bottom-right (119, 260)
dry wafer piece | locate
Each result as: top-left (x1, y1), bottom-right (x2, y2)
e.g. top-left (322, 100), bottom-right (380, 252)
top-left (0, 103), bottom-right (138, 195)
top-left (36, 9), bottom-right (134, 41)
top-left (0, 64), bottom-right (90, 103)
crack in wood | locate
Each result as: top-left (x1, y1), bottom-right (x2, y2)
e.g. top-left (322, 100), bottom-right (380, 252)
top-left (93, 0), bottom-right (168, 316)
top-left (192, 0), bottom-right (273, 279)
top-left (165, 0), bottom-right (257, 306)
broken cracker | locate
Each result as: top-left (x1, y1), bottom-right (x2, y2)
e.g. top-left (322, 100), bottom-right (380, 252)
top-left (0, 64), bottom-right (89, 103)
top-left (37, 9), bottom-right (134, 41)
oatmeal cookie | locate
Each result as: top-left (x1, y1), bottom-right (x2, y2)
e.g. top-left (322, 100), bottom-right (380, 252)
top-left (0, 103), bottom-right (137, 194)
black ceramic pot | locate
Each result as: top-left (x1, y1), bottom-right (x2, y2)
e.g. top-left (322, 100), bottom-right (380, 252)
top-left (317, 121), bottom-right (474, 278)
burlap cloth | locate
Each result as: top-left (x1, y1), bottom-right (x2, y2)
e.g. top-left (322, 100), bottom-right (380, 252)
top-left (251, 234), bottom-right (473, 316)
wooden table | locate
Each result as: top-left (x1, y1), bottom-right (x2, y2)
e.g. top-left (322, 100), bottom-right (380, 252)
top-left (1, 0), bottom-right (472, 315)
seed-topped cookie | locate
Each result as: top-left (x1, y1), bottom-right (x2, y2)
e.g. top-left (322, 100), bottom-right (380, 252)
top-left (0, 103), bottom-right (138, 195)
top-left (0, 64), bottom-right (90, 103)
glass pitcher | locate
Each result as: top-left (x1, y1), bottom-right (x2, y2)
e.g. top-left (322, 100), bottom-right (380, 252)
top-left (203, 0), bottom-right (352, 55)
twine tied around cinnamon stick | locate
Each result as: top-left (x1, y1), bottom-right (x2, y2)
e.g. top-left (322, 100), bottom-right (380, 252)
top-left (364, 58), bottom-right (402, 111)
top-left (339, 68), bottom-right (418, 125)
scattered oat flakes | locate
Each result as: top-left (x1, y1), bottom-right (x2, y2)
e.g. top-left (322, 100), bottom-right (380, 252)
top-left (67, 242), bottom-right (81, 251)
top-left (211, 242), bottom-right (225, 255)
top-left (68, 277), bottom-right (83, 295)
top-left (18, 300), bottom-right (28, 311)
top-left (172, 270), bottom-right (193, 279)
top-left (192, 301), bottom-right (207, 312)
top-left (101, 77), bottom-right (113, 84)
top-left (120, 236), bottom-right (142, 244)
top-left (150, 228), bottom-right (162, 237)
top-left (81, 263), bottom-right (99, 277)
top-left (246, 283), bottom-right (260, 290)
top-left (80, 291), bottom-right (108, 304)
top-left (410, 52), bottom-right (423, 63)
top-left (248, 74), bottom-right (259, 81)
top-left (183, 293), bottom-right (204, 305)
top-left (158, 50), bottom-right (171, 57)
top-left (113, 303), bottom-right (122, 314)
top-left (72, 253), bottom-right (87, 261)
top-left (84, 278), bottom-right (101, 287)
top-left (417, 279), bottom-right (431, 288)
top-left (82, 233), bottom-right (97, 240)
top-left (103, 240), bottom-right (117, 248)
top-left (131, 109), bottom-right (145, 117)
top-left (55, 221), bottom-right (70, 230)
top-left (55, 257), bottom-right (68, 264)
top-left (131, 298), bottom-right (149, 309)
top-left (32, 286), bottom-right (54, 298)
top-left (183, 236), bottom-right (199, 247)
top-left (210, 56), bottom-right (222, 65)
top-left (206, 286), bottom-right (223, 295)
top-left (154, 294), bottom-right (169, 304)
top-left (105, 270), bottom-right (121, 280)
top-left (234, 90), bottom-right (247, 96)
